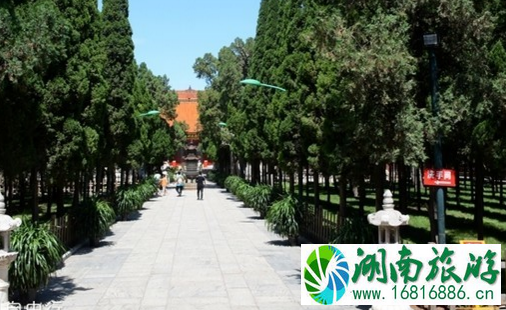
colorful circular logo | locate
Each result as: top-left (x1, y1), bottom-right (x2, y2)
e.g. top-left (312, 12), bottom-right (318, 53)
top-left (303, 245), bottom-right (350, 305)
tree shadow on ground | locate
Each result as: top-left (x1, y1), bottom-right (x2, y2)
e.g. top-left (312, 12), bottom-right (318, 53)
top-left (15, 275), bottom-right (91, 305)
top-left (266, 239), bottom-right (300, 247)
top-left (126, 210), bottom-right (142, 221)
top-left (287, 269), bottom-right (301, 284)
top-left (204, 184), bottom-right (221, 189)
top-left (72, 240), bottom-right (116, 256)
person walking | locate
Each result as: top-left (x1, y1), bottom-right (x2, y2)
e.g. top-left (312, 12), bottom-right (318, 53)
top-left (175, 171), bottom-right (185, 196)
top-left (196, 172), bottom-right (206, 200)
top-left (159, 172), bottom-right (168, 196)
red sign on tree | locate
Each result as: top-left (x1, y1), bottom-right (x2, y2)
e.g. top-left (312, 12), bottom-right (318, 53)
top-left (423, 168), bottom-right (456, 187)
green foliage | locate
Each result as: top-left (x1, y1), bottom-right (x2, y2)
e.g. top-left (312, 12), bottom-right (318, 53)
top-left (136, 177), bottom-right (158, 201)
top-left (115, 186), bottom-right (141, 220)
top-left (206, 170), bottom-right (227, 187)
top-left (224, 175), bottom-right (245, 193)
top-left (235, 182), bottom-right (253, 203)
top-left (266, 195), bottom-right (301, 241)
top-left (71, 197), bottom-right (116, 241)
top-left (114, 178), bottom-right (156, 220)
top-left (101, 0), bottom-right (137, 167)
top-left (10, 220), bottom-right (66, 294)
top-left (330, 216), bottom-right (375, 244)
top-left (245, 184), bottom-right (274, 218)
top-left (193, 38), bottom-right (254, 174)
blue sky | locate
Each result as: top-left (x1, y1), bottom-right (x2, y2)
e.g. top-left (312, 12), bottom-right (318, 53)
top-left (127, 1), bottom-right (261, 91)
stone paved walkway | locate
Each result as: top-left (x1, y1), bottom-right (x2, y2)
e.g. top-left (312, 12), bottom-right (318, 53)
top-left (36, 183), bottom-right (368, 310)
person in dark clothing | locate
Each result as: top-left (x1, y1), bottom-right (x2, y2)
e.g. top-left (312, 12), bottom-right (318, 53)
top-left (196, 172), bottom-right (206, 200)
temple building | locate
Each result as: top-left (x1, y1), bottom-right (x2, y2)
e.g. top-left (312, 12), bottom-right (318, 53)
top-left (175, 87), bottom-right (200, 144)
top-left (172, 87), bottom-right (204, 171)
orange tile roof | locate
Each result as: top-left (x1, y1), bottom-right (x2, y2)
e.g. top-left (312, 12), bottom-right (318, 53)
top-left (175, 88), bottom-right (200, 133)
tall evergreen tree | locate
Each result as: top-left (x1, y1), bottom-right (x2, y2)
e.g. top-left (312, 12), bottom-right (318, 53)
top-left (194, 38), bottom-right (254, 176)
top-left (0, 0), bottom-right (71, 217)
top-left (101, 0), bottom-right (136, 190)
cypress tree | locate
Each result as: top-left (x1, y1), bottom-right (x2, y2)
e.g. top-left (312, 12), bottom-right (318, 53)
top-left (101, 0), bottom-right (136, 191)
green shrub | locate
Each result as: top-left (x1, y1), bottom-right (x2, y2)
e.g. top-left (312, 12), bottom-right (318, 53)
top-left (10, 220), bottom-right (66, 297)
top-left (71, 197), bottom-right (116, 242)
top-left (115, 187), bottom-right (140, 220)
top-left (330, 216), bottom-right (375, 244)
top-left (266, 195), bottom-right (301, 244)
top-left (235, 182), bottom-right (253, 203)
top-left (224, 175), bottom-right (244, 194)
top-left (207, 170), bottom-right (226, 187)
top-left (247, 185), bottom-right (274, 218)
top-left (136, 177), bottom-right (158, 201)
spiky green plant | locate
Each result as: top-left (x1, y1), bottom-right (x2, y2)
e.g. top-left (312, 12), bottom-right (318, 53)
top-left (330, 216), bottom-right (375, 244)
top-left (10, 220), bottom-right (66, 296)
top-left (71, 197), bottom-right (116, 243)
top-left (247, 185), bottom-right (274, 218)
top-left (266, 195), bottom-right (300, 244)
top-left (115, 187), bottom-right (139, 220)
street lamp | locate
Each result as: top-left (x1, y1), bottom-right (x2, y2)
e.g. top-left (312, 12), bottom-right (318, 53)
top-left (240, 79), bottom-right (287, 92)
top-left (424, 33), bottom-right (445, 244)
top-left (138, 110), bottom-right (160, 117)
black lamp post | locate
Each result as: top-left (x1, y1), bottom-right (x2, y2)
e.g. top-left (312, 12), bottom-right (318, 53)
top-left (424, 33), bottom-right (445, 244)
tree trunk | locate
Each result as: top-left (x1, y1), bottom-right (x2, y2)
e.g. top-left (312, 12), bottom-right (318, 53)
top-left (428, 189), bottom-right (437, 242)
top-left (416, 166), bottom-right (422, 211)
top-left (46, 185), bottom-right (54, 217)
top-left (7, 177), bottom-right (13, 213)
top-left (278, 168), bottom-right (283, 191)
top-left (374, 164), bottom-right (385, 211)
top-left (305, 164), bottom-right (310, 208)
top-left (469, 160), bottom-right (474, 201)
top-left (251, 158), bottom-right (260, 185)
top-left (338, 174), bottom-right (347, 226)
top-left (500, 178), bottom-right (504, 206)
top-left (289, 171), bottom-right (295, 196)
top-left (19, 173), bottom-right (26, 212)
top-left (297, 164), bottom-right (303, 204)
top-left (314, 170), bottom-right (320, 212)
top-left (30, 168), bottom-right (39, 222)
top-left (474, 155), bottom-right (484, 240)
top-left (358, 174), bottom-right (366, 218)
top-left (56, 185), bottom-right (65, 216)
top-left (107, 164), bottom-right (116, 196)
top-left (455, 165), bottom-right (461, 208)
top-left (239, 158), bottom-right (246, 179)
top-left (95, 166), bottom-right (103, 195)
top-left (398, 160), bottom-right (407, 213)
top-left (72, 174), bottom-right (80, 208)
top-left (325, 175), bottom-right (330, 204)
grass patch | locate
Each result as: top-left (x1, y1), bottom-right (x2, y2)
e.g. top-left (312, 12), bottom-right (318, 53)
top-left (296, 182), bottom-right (506, 259)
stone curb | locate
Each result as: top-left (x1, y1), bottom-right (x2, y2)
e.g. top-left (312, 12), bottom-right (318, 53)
top-left (60, 238), bottom-right (88, 263)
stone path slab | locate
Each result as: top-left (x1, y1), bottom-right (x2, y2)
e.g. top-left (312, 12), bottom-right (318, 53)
top-left (36, 183), bottom-right (366, 310)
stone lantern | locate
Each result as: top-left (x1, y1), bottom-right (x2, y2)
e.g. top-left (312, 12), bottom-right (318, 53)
top-left (367, 189), bottom-right (409, 244)
top-left (0, 192), bottom-right (22, 307)
top-left (368, 190), bottom-right (411, 310)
